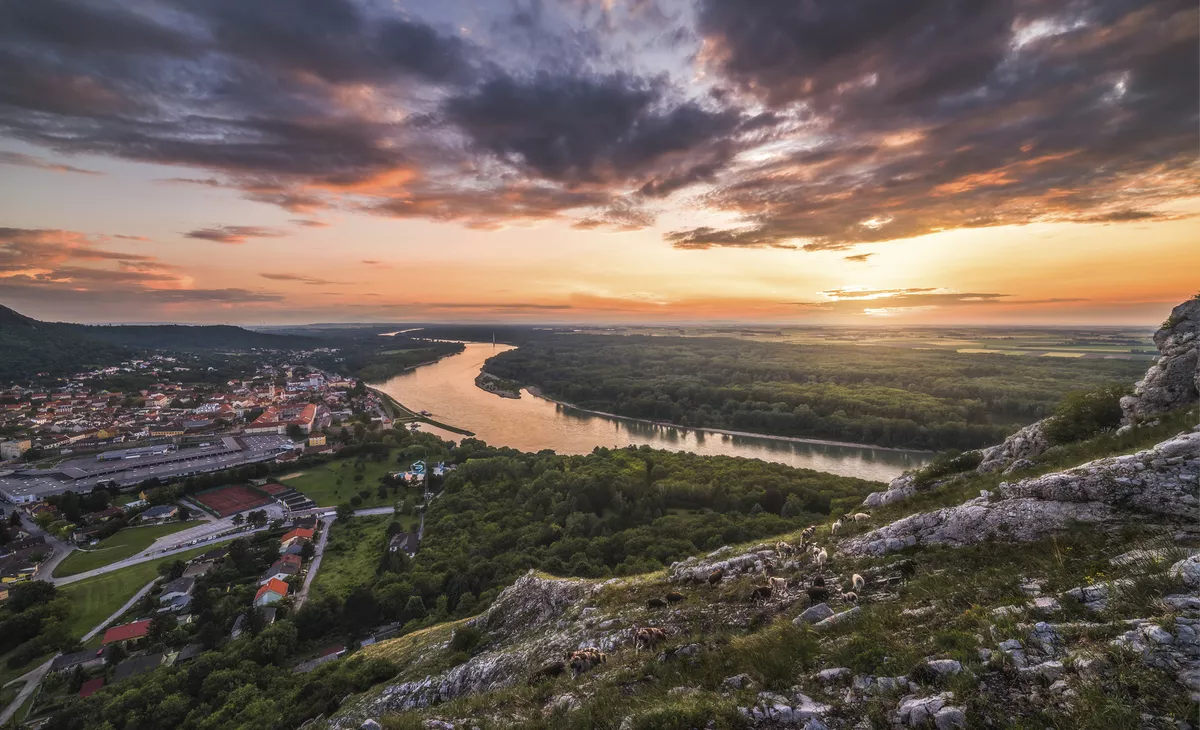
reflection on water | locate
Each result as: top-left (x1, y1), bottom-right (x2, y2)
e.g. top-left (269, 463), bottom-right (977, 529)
top-left (374, 343), bottom-right (931, 483)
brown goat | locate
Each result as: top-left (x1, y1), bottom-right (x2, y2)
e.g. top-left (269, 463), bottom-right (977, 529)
top-left (665, 592), bottom-right (685, 603)
top-left (707, 568), bottom-right (724, 585)
top-left (634, 627), bottom-right (668, 653)
top-left (750, 585), bottom-right (773, 603)
top-left (647, 597), bottom-right (667, 609)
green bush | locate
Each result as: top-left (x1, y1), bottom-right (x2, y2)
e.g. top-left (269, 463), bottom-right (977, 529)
top-left (911, 450), bottom-right (983, 488)
top-left (1044, 384), bottom-right (1127, 445)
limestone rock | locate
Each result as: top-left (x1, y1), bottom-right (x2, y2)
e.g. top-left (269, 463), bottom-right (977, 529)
top-left (817, 667), bottom-right (851, 683)
top-left (1121, 297), bottom-right (1200, 426)
top-left (543, 694), bottom-right (581, 716)
top-left (978, 421), bottom-right (1052, 474)
top-left (892, 692), bottom-right (965, 728)
top-left (360, 721), bottom-right (382, 730)
top-left (795, 603), bottom-right (834, 625)
top-left (842, 431), bottom-right (1200, 557)
top-left (812, 606), bottom-right (861, 631)
top-left (863, 474), bottom-right (917, 508)
top-left (723, 673), bottom-right (754, 690)
top-left (1170, 555), bottom-right (1200, 588)
top-left (926, 659), bottom-right (963, 676)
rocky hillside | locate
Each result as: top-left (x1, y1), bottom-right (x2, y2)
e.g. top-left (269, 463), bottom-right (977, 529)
top-left (313, 299), bottom-right (1199, 730)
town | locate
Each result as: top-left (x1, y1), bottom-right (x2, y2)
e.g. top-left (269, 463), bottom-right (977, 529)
top-left (0, 352), bottom-right (444, 724)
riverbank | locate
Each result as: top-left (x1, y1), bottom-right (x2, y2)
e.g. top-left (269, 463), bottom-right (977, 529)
top-left (369, 387), bottom-right (476, 437)
top-left (474, 370), bottom-right (521, 399)
top-left (525, 386), bottom-right (934, 455)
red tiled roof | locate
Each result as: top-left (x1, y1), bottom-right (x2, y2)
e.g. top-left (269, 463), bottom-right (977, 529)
top-left (79, 677), bottom-right (105, 698)
top-left (102, 618), bottom-right (152, 644)
top-left (281, 528), bottom-right (313, 544)
top-left (255, 578), bottom-right (289, 602)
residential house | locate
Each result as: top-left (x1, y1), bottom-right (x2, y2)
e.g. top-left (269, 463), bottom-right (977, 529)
top-left (138, 504), bottom-right (179, 523)
top-left (254, 577), bottom-right (289, 607)
top-left (175, 643), bottom-right (204, 663)
top-left (182, 561), bottom-right (215, 579)
top-left (112, 653), bottom-right (165, 683)
top-left (102, 618), bottom-right (153, 646)
top-left (159, 576), bottom-right (195, 603)
top-left (259, 557), bottom-right (300, 585)
top-left (50, 648), bottom-right (105, 675)
top-left (280, 527), bottom-right (313, 550)
top-left (388, 531), bottom-right (418, 557)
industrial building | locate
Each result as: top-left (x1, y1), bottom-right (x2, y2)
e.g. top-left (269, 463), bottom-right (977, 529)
top-left (0, 435), bottom-right (293, 504)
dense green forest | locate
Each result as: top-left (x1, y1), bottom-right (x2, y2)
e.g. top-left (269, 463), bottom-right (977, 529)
top-left (292, 433), bottom-right (876, 650)
top-left (483, 336), bottom-right (1148, 450)
top-left (0, 304), bottom-right (130, 381)
top-left (71, 323), bottom-right (316, 351)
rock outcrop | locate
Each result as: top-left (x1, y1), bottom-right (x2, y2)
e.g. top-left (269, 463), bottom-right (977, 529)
top-left (1121, 297), bottom-right (1200, 427)
top-left (977, 421), bottom-right (1052, 474)
top-left (843, 430), bottom-right (1200, 556)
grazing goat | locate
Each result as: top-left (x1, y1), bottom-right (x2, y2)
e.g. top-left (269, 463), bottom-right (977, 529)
top-left (847, 512), bottom-right (871, 523)
top-left (750, 585), bottom-right (773, 603)
top-left (851, 573), bottom-right (865, 591)
top-left (634, 627), bottom-right (667, 653)
top-left (768, 576), bottom-right (789, 593)
top-left (707, 568), bottom-right (724, 585)
top-left (665, 592), bottom-right (685, 603)
top-left (812, 576), bottom-right (825, 587)
top-left (814, 547), bottom-right (828, 568)
top-left (647, 597), bottom-right (667, 609)
top-left (567, 649), bottom-right (607, 676)
top-left (806, 584), bottom-right (829, 603)
top-left (896, 559), bottom-right (918, 581)
top-left (830, 519), bottom-right (842, 535)
top-left (800, 525), bottom-right (816, 542)
top-left (775, 541), bottom-right (793, 557)
top-left (530, 660), bottom-right (566, 684)
top-left (841, 591), bottom-right (858, 604)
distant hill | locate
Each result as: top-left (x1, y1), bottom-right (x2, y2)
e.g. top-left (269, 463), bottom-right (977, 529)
top-left (0, 305), bottom-right (130, 382)
top-left (0, 305), bottom-right (319, 381)
top-left (71, 323), bottom-right (318, 351)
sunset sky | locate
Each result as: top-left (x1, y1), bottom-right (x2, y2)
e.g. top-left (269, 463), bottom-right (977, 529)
top-left (0, 0), bottom-right (1196, 325)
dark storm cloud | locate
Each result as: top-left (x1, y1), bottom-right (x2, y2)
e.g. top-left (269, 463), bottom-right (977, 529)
top-left (184, 226), bottom-right (286, 244)
top-left (681, 0), bottom-right (1200, 250)
top-left (443, 72), bottom-right (744, 187)
top-left (0, 0), bottom-right (1194, 247)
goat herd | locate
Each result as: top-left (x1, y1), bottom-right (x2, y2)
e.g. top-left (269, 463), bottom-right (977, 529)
top-left (533, 513), bottom-right (916, 683)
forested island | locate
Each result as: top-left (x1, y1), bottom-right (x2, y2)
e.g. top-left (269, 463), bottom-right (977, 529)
top-left (482, 336), bottom-right (1148, 451)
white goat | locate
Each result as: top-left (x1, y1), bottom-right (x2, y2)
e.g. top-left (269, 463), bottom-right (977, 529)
top-left (851, 573), bottom-right (865, 591)
top-left (849, 512), bottom-right (872, 523)
top-left (814, 547), bottom-right (828, 568)
top-left (830, 519), bottom-right (842, 535)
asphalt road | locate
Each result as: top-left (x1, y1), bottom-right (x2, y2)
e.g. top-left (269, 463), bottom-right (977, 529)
top-left (292, 517), bottom-right (331, 610)
top-left (0, 657), bottom-right (52, 725)
top-left (52, 525), bottom-right (269, 586)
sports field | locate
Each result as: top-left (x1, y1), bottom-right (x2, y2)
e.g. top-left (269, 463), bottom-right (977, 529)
top-left (281, 458), bottom-right (405, 509)
top-left (193, 484), bottom-right (273, 516)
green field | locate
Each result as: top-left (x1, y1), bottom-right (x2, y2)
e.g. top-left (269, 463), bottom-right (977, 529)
top-left (60, 546), bottom-right (208, 640)
top-left (53, 521), bottom-right (200, 578)
top-left (281, 458), bottom-right (410, 509)
top-left (310, 516), bottom-right (398, 599)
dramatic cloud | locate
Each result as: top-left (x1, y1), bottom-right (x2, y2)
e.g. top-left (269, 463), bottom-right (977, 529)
top-left (184, 226), bottom-right (286, 244)
top-left (675, 0), bottom-right (1200, 250)
top-left (0, 0), bottom-right (1195, 259)
top-left (0, 151), bottom-right (100, 174)
top-left (260, 273), bottom-right (346, 286)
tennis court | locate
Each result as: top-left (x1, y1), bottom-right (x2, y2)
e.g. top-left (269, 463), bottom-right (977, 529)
top-left (193, 484), bottom-right (272, 517)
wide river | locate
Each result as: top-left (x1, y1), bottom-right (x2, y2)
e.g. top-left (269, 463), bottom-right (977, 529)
top-left (373, 343), bottom-right (932, 483)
